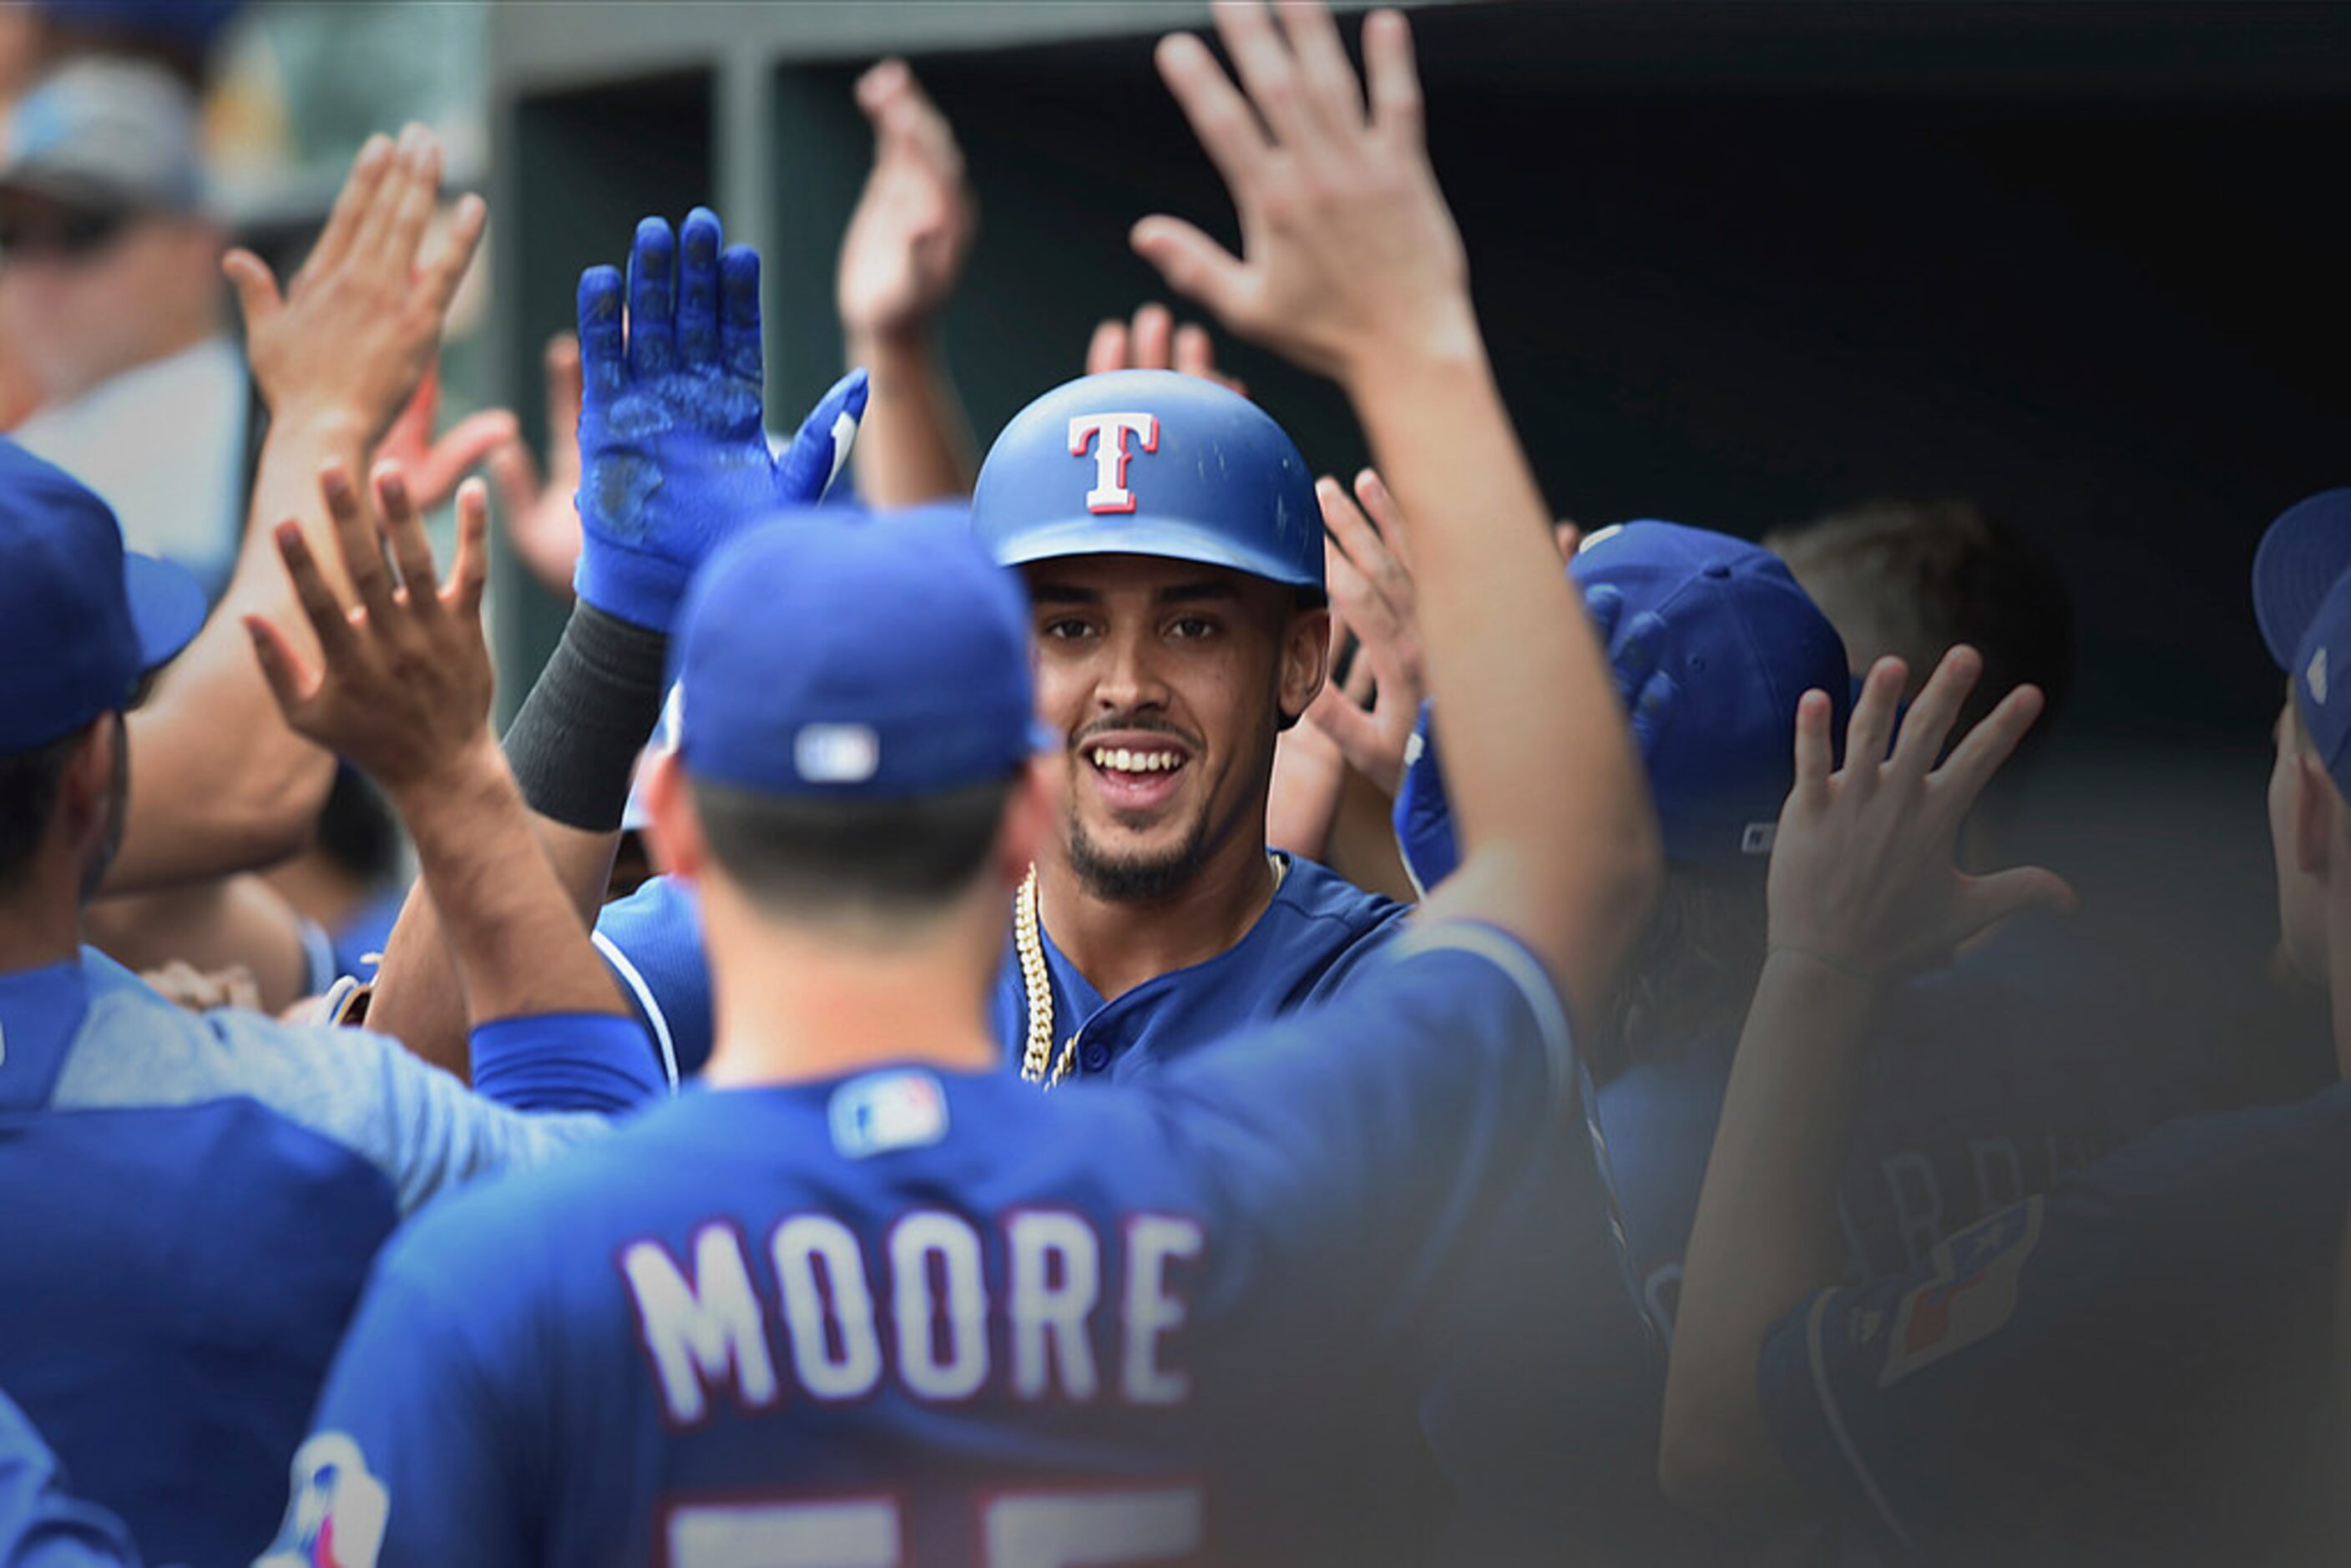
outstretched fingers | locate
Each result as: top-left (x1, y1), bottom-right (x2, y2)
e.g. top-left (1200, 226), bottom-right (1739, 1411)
top-left (1154, 31), bottom-right (1272, 197)
top-left (1890, 644), bottom-right (1984, 779)
top-left (273, 519), bottom-right (360, 670)
top-left (1792, 688), bottom-right (1836, 800)
top-left (1361, 8), bottom-right (1423, 145)
top-left (319, 463), bottom-right (398, 628)
top-left (1843, 655), bottom-right (1907, 781)
top-left (306, 132), bottom-right (397, 283)
top-left (717, 245), bottom-right (762, 383)
top-left (371, 463), bottom-right (441, 611)
top-left (447, 478), bottom-right (492, 622)
top-left (626, 217), bottom-right (679, 379)
top-left (1938, 681), bottom-right (2047, 808)
top-left (675, 208), bottom-right (724, 369)
top-left (577, 266), bottom-right (627, 398)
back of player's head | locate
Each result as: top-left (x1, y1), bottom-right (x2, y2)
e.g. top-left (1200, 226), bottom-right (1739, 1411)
top-left (1764, 497), bottom-right (2073, 774)
top-left (665, 505), bottom-right (1056, 928)
top-left (0, 437), bottom-right (202, 887)
top-left (971, 369), bottom-right (1324, 599)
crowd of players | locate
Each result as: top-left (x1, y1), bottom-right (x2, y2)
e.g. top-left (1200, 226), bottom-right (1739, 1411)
top-left (1, 3), bottom-right (2346, 1564)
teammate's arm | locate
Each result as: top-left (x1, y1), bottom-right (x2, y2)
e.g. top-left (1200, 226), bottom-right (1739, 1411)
top-left (838, 58), bottom-right (980, 507)
top-left (105, 127), bottom-right (483, 892)
top-left (0, 1389), bottom-right (145, 1567)
top-left (367, 212), bottom-right (864, 1078)
top-left (1138, 0), bottom-right (1654, 1005)
top-left (1660, 649), bottom-right (2069, 1525)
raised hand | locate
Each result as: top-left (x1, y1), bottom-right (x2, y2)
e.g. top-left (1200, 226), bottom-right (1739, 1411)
top-left (1767, 647), bottom-right (2074, 979)
top-left (837, 59), bottom-right (977, 346)
top-left (574, 208), bottom-right (867, 631)
top-left (486, 332), bottom-right (587, 599)
top-left (1135, 2), bottom-right (1470, 383)
top-left (225, 124), bottom-right (484, 445)
top-left (244, 463), bottom-right (493, 797)
top-left (375, 362), bottom-right (518, 513)
top-left (1306, 468), bottom-right (1425, 795)
top-left (1084, 301), bottom-right (1246, 395)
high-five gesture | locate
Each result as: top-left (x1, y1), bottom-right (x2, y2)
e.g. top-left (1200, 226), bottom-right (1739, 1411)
top-left (1085, 301), bottom-right (1247, 396)
top-left (1307, 469), bottom-right (1427, 797)
top-left (1768, 648), bottom-right (2075, 979)
top-left (245, 463), bottom-right (493, 796)
top-left (225, 124), bottom-right (483, 445)
top-left (837, 60), bottom-right (977, 346)
top-left (574, 209), bottom-right (868, 632)
top-left (1136, 2), bottom-right (1471, 382)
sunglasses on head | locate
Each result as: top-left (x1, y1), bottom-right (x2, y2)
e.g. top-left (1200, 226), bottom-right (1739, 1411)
top-left (0, 205), bottom-right (130, 263)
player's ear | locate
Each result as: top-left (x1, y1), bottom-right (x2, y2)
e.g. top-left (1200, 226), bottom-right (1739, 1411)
top-left (1276, 600), bottom-right (1333, 731)
top-left (2292, 751), bottom-right (2335, 879)
top-left (997, 757), bottom-right (1054, 888)
top-left (641, 751), bottom-right (705, 881)
top-left (56, 715), bottom-right (119, 847)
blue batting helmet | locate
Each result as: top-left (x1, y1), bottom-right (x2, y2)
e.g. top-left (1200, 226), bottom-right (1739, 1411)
top-left (970, 370), bottom-right (1323, 592)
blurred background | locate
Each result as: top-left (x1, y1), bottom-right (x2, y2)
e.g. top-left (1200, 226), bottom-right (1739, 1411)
top-left (5, 0), bottom-right (2350, 1085)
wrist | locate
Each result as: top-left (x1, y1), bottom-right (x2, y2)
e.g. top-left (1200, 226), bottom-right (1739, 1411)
top-left (1762, 942), bottom-right (1883, 989)
top-left (1333, 296), bottom-right (1486, 395)
top-left (258, 402), bottom-right (372, 450)
top-left (382, 731), bottom-right (509, 826)
top-left (846, 321), bottom-right (940, 367)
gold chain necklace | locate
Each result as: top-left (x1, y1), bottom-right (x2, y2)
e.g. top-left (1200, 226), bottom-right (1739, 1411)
top-left (1014, 856), bottom-right (1287, 1090)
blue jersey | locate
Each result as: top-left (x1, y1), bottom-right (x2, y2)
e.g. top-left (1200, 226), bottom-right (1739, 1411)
top-left (0, 951), bottom-right (635, 1566)
top-left (0, 1392), bottom-right (139, 1568)
top-left (1757, 1079), bottom-right (2351, 1563)
top-left (594, 856), bottom-right (1408, 1085)
top-left (270, 925), bottom-right (1565, 1566)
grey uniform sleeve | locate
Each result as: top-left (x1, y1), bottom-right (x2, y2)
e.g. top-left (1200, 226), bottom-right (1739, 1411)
top-left (51, 990), bottom-right (606, 1217)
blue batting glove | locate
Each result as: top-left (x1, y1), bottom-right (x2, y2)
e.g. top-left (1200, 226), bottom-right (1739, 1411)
top-left (572, 209), bottom-right (869, 631)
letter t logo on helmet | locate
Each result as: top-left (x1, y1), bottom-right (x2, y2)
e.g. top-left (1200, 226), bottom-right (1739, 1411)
top-left (1068, 412), bottom-right (1160, 515)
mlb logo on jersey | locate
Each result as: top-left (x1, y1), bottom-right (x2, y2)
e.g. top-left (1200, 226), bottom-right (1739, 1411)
top-left (1875, 1195), bottom-right (2043, 1387)
top-left (258, 1432), bottom-right (389, 1568)
top-left (1068, 412), bottom-right (1160, 514)
top-left (830, 1068), bottom-right (950, 1159)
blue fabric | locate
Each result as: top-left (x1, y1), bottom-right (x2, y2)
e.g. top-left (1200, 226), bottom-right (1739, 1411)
top-left (669, 509), bottom-right (1054, 797)
top-left (0, 439), bottom-right (203, 750)
top-left (594, 856), bottom-right (1410, 1083)
top-left (571, 208), bottom-right (866, 632)
top-left (272, 928), bottom-right (1566, 1565)
top-left (1758, 1080), bottom-right (2351, 1562)
top-left (972, 369), bottom-right (1323, 590)
top-left (470, 1013), bottom-right (669, 1115)
top-left (2252, 486), bottom-right (2351, 670)
top-left (0, 1390), bottom-right (140, 1567)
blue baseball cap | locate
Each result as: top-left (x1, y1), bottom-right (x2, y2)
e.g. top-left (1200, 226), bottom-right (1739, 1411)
top-left (2252, 488), bottom-right (2351, 672)
top-left (971, 370), bottom-right (1323, 593)
top-left (2291, 567), bottom-right (2351, 802)
top-left (0, 438), bottom-right (206, 753)
top-left (1395, 521), bottom-right (1850, 888)
top-left (668, 507), bottom-right (1056, 798)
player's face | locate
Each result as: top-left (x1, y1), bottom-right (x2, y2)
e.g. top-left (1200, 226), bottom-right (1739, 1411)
top-left (1024, 554), bottom-right (1323, 902)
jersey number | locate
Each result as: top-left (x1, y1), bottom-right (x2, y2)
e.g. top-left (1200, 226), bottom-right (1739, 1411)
top-left (663, 1485), bottom-right (1203, 1567)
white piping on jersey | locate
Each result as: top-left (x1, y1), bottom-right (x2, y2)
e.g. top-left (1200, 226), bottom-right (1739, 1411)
top-left (1807, 1289), bottom-right (1919, 1555)
top-left (593, 928), bottom-right (680, 1091)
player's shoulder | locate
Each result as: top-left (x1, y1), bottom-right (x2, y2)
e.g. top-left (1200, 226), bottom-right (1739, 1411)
top-left (1264, 855), bottom-right (1411, 990)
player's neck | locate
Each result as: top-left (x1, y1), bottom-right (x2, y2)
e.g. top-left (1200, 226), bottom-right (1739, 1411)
top-left (1036, 818), bottom-right (1281, 1004)
top-left (700, 888), bottom-right (1002, 1088)
top-left (0, 870), bottom-right (86, 977)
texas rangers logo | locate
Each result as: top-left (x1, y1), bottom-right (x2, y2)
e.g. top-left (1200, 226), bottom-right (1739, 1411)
top-left (1069, 412), bottom-right (1160, 514)
top-left (258, 1432), bottom-right (389, 1568)
top-left (1876, 1195), bottom-right (2043, 1386)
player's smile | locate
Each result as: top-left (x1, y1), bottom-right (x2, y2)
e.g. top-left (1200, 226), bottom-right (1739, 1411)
top-left (1079, 726), bottom-right (1196, 817)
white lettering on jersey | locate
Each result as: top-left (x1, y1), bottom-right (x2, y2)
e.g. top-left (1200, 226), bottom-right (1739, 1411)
top-left (1068, 412), bottom-right (1160, 514)
top-left (1007, 1210), bottom-right (1102, 1400)
top-left (1968, 1136), bottom-right (2026, 1212)
top-left (1121, 1214), bottom-right (1202, 1406)
top-left (622, 1223), bottom-right (778, 1427)
top-left (773, 1215), bottom-right (885, 1401)
top-left (891, 1212), bottom-right (989, 1400)
top-left (1881, 1151), bottom-right (1944, 1269)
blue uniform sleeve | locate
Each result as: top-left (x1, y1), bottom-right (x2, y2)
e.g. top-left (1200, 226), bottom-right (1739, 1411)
top-left (470, 1012), bottom-right (670, 1113)
top-left (1756, 1083), bottom-right (2351, 1555)
top-left (260, 1238), bottom-right (533, 1568)
top-left (0, 1391), bottom-right (141, 1567)
top-left (1156, 921), bottom-right (1575, 1338)
top-left (591, 875), bottom-right (714, 1082)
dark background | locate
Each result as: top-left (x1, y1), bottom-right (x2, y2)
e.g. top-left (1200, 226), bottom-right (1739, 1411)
top-left (504, 3), bottom-right (2351, 1074)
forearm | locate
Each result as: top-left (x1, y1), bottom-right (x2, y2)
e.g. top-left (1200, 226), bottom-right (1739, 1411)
top-left (386, 742), bottom-right (625, 1026)
top-left (107, 409), bottom-right (382, 891)
top-left (1345, 323), bottom-right (1657, 997)
top-left (847, 328), bottom-right (976, 507)
top-left (1661, 950), bottom-right (1878, 1523)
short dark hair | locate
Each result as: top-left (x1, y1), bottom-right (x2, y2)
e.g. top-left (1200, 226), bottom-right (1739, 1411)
top-left (0, 729), bottom-right (84, 888)
top-left (1765, 498), bottom-right (2074, 772)
top-left (1598, 861), bottom-right (1769, 1084)
top-left (688, 775), bottom-right (1016, 927)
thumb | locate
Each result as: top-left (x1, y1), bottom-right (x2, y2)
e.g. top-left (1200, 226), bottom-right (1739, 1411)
top-left (222, 249), bottom-right (283, 330)
top-left (1130, 215), bottom-right (1250, 326)
top-left (244, 615), bottom-right (314, 724)
top-left (1954, 865), bottom-right (2078, 943)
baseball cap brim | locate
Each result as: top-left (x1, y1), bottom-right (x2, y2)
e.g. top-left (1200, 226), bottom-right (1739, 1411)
top-left (2252, 488), bottom-right (2351, 671)
top-left (123, 550), bottom-right (206, 676)
top-left (988, 517), bottom-right (1323, 591)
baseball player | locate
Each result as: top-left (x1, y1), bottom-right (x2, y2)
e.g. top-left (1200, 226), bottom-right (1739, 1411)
top-left (0, 430), bottom-right (680, 1560)
top-left (1660, 491), bottom-right (2351, 1559)
top-left (261, 9), bottom-right (1661, 1563)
